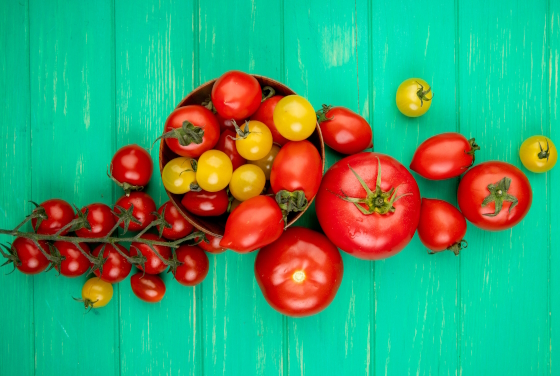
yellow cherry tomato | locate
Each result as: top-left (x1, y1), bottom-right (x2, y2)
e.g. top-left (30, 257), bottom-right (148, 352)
top-left (234, 120), bottom-right (273, 161)
top-left (229, 164), bottom-right (266, 201)
top-left (396, 78), bottom-right (433, 117)
top-left (80, 277), bottom-right (113, 310)
top-left (519, 136), bottom-right (557, 173)
top-left (273, 95), bottom-right (316, 141)
top-left (248, 144), bottom-right (280, 180)
top-left (162, 157), bottom-right (197, 194)
top-left (196, 150), bottom-right (233, 192)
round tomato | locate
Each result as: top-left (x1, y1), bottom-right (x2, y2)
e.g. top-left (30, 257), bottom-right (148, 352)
top-left (157, 201), bottom-right (194, 240)
top-left (110, 144), bottom-right (153, 194)
top-left (182, 189), bottom-right (229, 216)
top-left (161, 105), bottom-right (220, 158)
top-left (92, 243), bottom-right (131, 283)
top-left (250, 95), bottom-right (288, 145)
top-left (316, 105), bottom-right (372, 155)
top-left (229, 164), bottom-right (266, 202)
top-left (234, 120), bottom-right (273, 161)
top-left (113, 192), bottom-right (156, 232)
top-left (215, 130), bottom-right (247, 170)
top-left (130, 273), bottom-right (166, 303)
top-left (417, 199), bottom-right (467, 255)
top-left (130, 234), bottom-right (171, 275)
top-left (198, 234), bottom-right (226, 254)
top-left (457, 161), bottom-right (532, 231)
top-left (211, 71), bottom-right (262, 119)
top-left (79, 277), bottom-right (113, 310)
top-left (396, 78), bottom-right (433, 117)
top-left (162, 157), bottom-right (198, 194)
top-left (173, 245), bottom-right (209, 286)
top-left (75, 203), bottom-right (117, 239)
top-left (519, 135), bottom-right (557, 173)
top-left (248, 144), bottom-right (280, 180)
top-left (10, 237), bottom-right (50, 274)
top-left (316, 152), bottom-right (421, 260)
top-left (196, 150), bottom-right (233, 192)
top-left (410, 133), bottom-right (480, 180)
top-left (255, 227), bottom-right (343, 317)
top-left (52, 241), bottom-right (90, 277)
top-left (31, 198), bottom-right (75, 235)
top-left (273, 95), bottom-right (316, 141)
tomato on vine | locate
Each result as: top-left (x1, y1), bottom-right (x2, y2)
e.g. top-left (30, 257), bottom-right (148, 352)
top-left (130, 234), bottom-right (171, 275)
top-left (52, 241), bottom-right (91, 277)
top-left (113, 192), bottom-right (156, 232)
top-left (232, 120), bottom-right (273, 161)
top-left (74, 203), bottom-right (117, 239)
top-left (196, 150), bottom-right (233, 192)
top-left (109, 144), bottom-right (153, 195)
top-left (229, 164), bottom-right (266, 202)
top-left (273, 95), bottom-right (316, 141)
top-left (173, 245), bottom-right (209, 286)
top-left (197, 234), bottom-right (226, 254)
top-left (162, 157), bottom-right (198, 194)
top-left (519, 136), bottom-right (557, 173)
top-left (396, 78), bottom-right (433, 117)
top-left (92, 243), bottom-right (132, 283)
top-left (5, 238), bottom-right (51, 275)
top-left (157, 201), bottom-right (194, 240)
top-left (31, 199), bottom-right (75, 235)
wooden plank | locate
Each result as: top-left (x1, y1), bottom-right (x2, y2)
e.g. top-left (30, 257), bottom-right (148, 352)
top-left (28, 1), bottom-right (118, 375)
top-left (457, 2), bottom-right (549, 374)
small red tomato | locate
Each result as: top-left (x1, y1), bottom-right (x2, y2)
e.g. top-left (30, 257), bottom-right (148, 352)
top-left (417, 199), bottom-right (467, 255)
top-left (75, 203), bottom-right (117, 239)
top-left (410, 133), bottom-right (480, 180)
top-left (255, 227), bottom-right (344, 317)
top-left (250, 95), bottom-right (288, 146)
top-left (130, 273), bottom-right (166, 303)
top-left (211, 71), bottom-right (262, 119)
top-left (181, 189), bottom-right (229, 217)
top-left (162, 105), bottom-right (220, 158)
top-left (31, 199), bottom-right (75, 235)
top-left (457, 161), bottom-right (532, 231)
top-left (113, 192), bottom-right (157, 232)
top-left (215, 130), bottom-right (247, 170)
top-left (92, 243), bottom-right (131, 283)
top-left (110, 144), bottom-right (153, 193)
top-left (157, 201), bottom-right (194, 240)
top-left (220, 195), bottom-right (284, 253)
top-left (130, 234), bottom-right (171, 275)
top-left (198, 234), bottom-right (226, 254)
top-left (215, 113), bottom-right (243, 133)
top-left (10, 238), bottom-right (50, 275)
top-left (53, 241), bottom-right (91, 277)
top-left (173, 245), bottom-right (209, 286)
top-left (316, 105), bottom-right (372, 155)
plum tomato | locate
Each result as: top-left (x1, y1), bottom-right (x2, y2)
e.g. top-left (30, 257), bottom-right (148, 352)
top-left (75, 203), bottom-right (117, 239)
top-left (250, 94), bottom-right (288, 145)
top-left (110, 144), bottom-right (153, 194)
top-left (113, 192), bottom-right (157, 232)
top-left (196, 150), bottom-right (233, 192)
top-left (182, 189), bottom-right (229, 216)
top-left (396, 78), bottom-right (433, 117)
top-left (156, 201), bottom-right (194, 240)
top-left (162, 157), bottom-right (198, 194)
top-left (130, 273), bottom-right (166, 303)
top-left (198, 234), bottom-right (226, 254)
top-left (79, 277), bottom-right (113, 310)
top-left (519, 135), bottom-right (557, 173)
top-left (9, 237), bottom-right (50, 275)
top-left (215, 129), bottom-right (247, 171)
top-left (211, 71), bottom-right (262, 119)
top-left (173, 245), bottom-right (209, 286)
top-left (130, 234), bottom-right (171, 275)
top-left (229, 164), bottom-right (266, 202)
top-left (52, 241), bottom-right (91, 277)
top-left (316, 105), bottom-right (372, 155)
top-left (417, 199), bottom-right (467, 255)
top-left (31, 198), bottom-right (75, 235)
top-left (248, 144), bottom-right (280, 180)
top-left (233, 120), bottom-right (273, 161)
top-left (92, 243), bottom-right (131, 283)
top-left (273, 95), bottom-right (316, 141)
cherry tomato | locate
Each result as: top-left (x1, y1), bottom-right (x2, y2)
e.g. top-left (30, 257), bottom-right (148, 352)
top-left (215, 130), bottom-right (247, 170)
top-left (92, 243), bottom-right (131, 283)
top-left (316, 105), bottom-right (372, 155)
top-left (417, 199), bottom-right (467, 255)
top-left (110, 144), bottom-right (153, 193)
top-left (410, 133), bottom-right (480, 180)
top-left (250, 95), bottom-right (288, 145)
top-left (255, 227), bottom-right (343, 317)
top-left (75, 203), bottom-right (117, 239)
top-left (52, 241), bottom-right (90, 277)
top-left (173, 245), bottom-right (209, 286)
top-left (181, 189), bottom-right (229, 216)
top-left (519, 135), bottom-right (557, 173)
top-left (196, 150), bottom-right (233, 192)
top-left (229, 165), bottom-right (266, 202)
top-left (248, 144), bottom-right (280, 180)
top-left (162, 157), bottom-right (198, 194)
top-left (220, 195), bottom-right (284, 253)
top-left (162, 105), bottom-right (220, 158)
top-left (130, 273), bottom-right (166, 303)
top-left (31, 199), bottom-right (75, 235)
top-left (215, 113), bottom-right (244, 133)
top-left (234, 120), bottom-right (273, 161)
top-left (396, 78), bottom-right (433, 117)
top-left (273, 95), bottom-right (316, 141)
top-left (198, 234), bottom-right (226, 254)
top-left (457, 161), bottom-right (532, 231)
top-left (211, 71), bottom-right (262, 119)
top-left (316, 152), bottom-right (421, 260)
top-left (10, 237), bottom-right (50, 275)
top-left (113, 192), bottom-right (156, 232)
top-left (130, 234), bottom-right (171, 275)
top-left (79, 277), bottom-right (113, 309)
top-left (157, 201), bottom-right (194, 240)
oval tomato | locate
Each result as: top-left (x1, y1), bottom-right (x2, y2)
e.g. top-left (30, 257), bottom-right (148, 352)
top-left (211, 71), bottom-right (262, 119)
top-left (173, 245), bottom-right (209, 286)
top-left (181, 189), bottom-right (229, 217)
top-left (457, 161), bottom-right (532, 231)
top-left (198, 234), bottom-right (226, 254)
top-left (250, 95), bottom-right (288, 145)
top-left (316, 105), bottom-right (372, 155)
top-left (110, 144), bottom-right (153, 193)
top-left (113, 192), bottom-right (157, 232)
top-left (316, 152), bottom-right (421, 260)
top-left (157, 201), bottom-right (194, 240)
top-left (417, 199), bottom-right (467, 255)
top-left (75, 203), bottom-right (117, 239)
top-left (130, 273), bottom-right (166, 303)
top-left (92, 243), bottom-right (131, 283)
top-left (31, 198), bottom-right (75, 235)
top-left (52, 241), bottom-right (91, 277)
top-left (10, 238), bottom-right (50, 275)
top-left (215, 130), bottom-right (247, 170)
top-left (130, 234), bottom-right (171, 275)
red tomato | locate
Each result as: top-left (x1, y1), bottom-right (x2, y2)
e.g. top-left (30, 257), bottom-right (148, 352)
top-left (316, 105), bottom-right (372, 155)
top-left (53, 241), bottom-right (91, 277)
top-left (250, 95), bottom-right (288, 146)
top-left (11, 238), bottom-right (50, 275)
top-left (181, 189), bottom-right (229, 217)
top-left (130, 234), bottom-right (171, 275)
top-left (417, 199), bottom-right (467, 255)
top-left (316, 152), bottom-right (421, 260)
top-left (173, 245), bottom-right (209, 286)
top-left (215, 113), bottom-right (243, 133)
top-left (130, 273), bottom-right (166, 303)
top-left (255, 227), bottom-right (343, 317)
top-left (113, 192), bottom-right (157, 232)
top-left (75, 203), bottom-right (117, 239)
top-left (31, 199), bottom-right (75, 235)
top-left (215, 130), bottom-right (247, 170)
top-left (163, 105), bottom-right (220, 158)
top-left (157, 201), bottom-right (194, 240)
top-left (92, 243), bottom-right (131, 283)
top-left (410, 133), bottom-right (480, 180)
top-left (457, 161), bottom-right (532, 231)
top-left (198, 234), bottom-right (226, 254)
top-left (211, 71), bottom-right (262, 119)
top-left (220, 195), bottom-right (284, 253)
top-left (110, 144), bottom-right (153, 191)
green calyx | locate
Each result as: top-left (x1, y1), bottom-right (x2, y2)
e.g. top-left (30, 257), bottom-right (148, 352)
top-left (465, 138), bottom-right (481, 166)
top-left (276, 190), bottom-right (308, 226)
top-left (537, 140), bottom-right (551, 162)
top-left (261, 86), bottom-right (276, 102)
top-left (416, 82), bottom-right (432, 107)
top-left (229, 120), bottom-right (251, 140)
top-left (316, 104), bottom-right (334, 123)
top-left (481, 177), bottom-right (518, 217)
top-left (154, 121), bottom-right (204, 147)
top-left (107, 166), bottom-right (144, 196)
top-left (427, 239), bottom-right (468, 256)
top-left (201, 97), bottom-right (216, 114)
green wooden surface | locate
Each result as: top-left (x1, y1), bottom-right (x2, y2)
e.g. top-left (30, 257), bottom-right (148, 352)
top-left (0, 1), bottom-right (558, 375)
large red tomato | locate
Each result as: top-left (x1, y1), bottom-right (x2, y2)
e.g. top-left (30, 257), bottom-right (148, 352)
top-left (31, 199), bottom-right (75, 235)
top-left (113, 192), bottom-right (157, 232)
top-left (211, 71), bottom-right (262, 119)
top-left (75, 203), bottom-right (116, 239)
top-left (110, 144), bottom-right (153, 193)
top-left (250, 95), bottom-right (288, 146)
top-left (181, 189), bottom-right (229, 217)
top-left (316, 105), bottom-right (372, 155)
top-left (215, 130), bottom-right (247, 170)
top-left (457, 161), bottom-right (532, 231)
top-left (254, 227), bottom-right (343, 317)
top-left (316, 152), bottom-right (421, 260)
top-left (417, 198), bottom-right (467, 255)
top-left (92, 243), bottom-right (132, 283)
top-left (156, 201), bottom-right (194, 240)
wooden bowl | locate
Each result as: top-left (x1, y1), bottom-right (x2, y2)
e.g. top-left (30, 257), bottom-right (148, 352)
top-left (159, 75), bottom-right (325, 238)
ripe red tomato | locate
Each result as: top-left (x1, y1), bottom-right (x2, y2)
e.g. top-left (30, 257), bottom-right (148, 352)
top-left (31, 199), bottom-right (75, 235)
top-left (130, 234), bottom-right (171, 275)
top-left (113, 192), bottom-right (157, 232)
top-left (53, 241), bottom-right (91, 277)
top-left (316, 152), bottom-right (421, 260)
top-left (130, 273), bottom-right (166, 303)
top-left (181, 189), bottom-right (229, 217)
top-left (211, 71), bottom-right (262, 119)
top-left (163, 105), bottom-right (220, 158)
top-left (417, 199), bottom-right (467, 255)
top-left (110, 144), bottom-right (153, 192)
top-left (316, 105), bottom-right (372, 155)
top-left (250, 95), bottom-right (288, 146)
top-left (10, 238), bottom-right (50, 274)
top-left (198, 234), bottom-right (226, 254)
top-left (255, 227), bottom-right (343, 317)
top-left (220, 195), bottom-right (284, 253)
top-left (457, 161), bottom-right (532, 231)
top-left (410, 133), bottom-right (480, 180)
top-left (75, 203), bottom-right (117, 239)
top-left (215, 113), bottom-right (243, 133)
top-left (92, 243), bottom-right (131, 283)
top-left (157, 201), bottom-right (194, 240)
top-left (173, 245), bottom-right (209, 286)
top-left (215, 130), bottom-right (247, 170)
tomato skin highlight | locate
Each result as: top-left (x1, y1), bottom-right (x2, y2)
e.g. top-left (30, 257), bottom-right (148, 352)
top-left (12, 237), bottom-right (50, 275)
top-left (211, 71), bottom-right (262, 119)
top-left (157, 201), bottom-right (194, 240)
top-left (110, 144), bottom-right (153, 187)
top-left (215, 130), bottom-right (247, 171)
top-left (81, 278), bottom-right (113, 309)
top-left (519, 135), bottom-right (557, 173)
top-left (250, 95), bottom-right (288, 146)
top-left (31, 199), bottom-right (75, 235)
top-left (92, 243), bottom-right (132, 283)
top-left (417, 199), bottom-right (467, 254)
top-left (130, 234), bottom-right (171, 275)
top-left (197, 234), bottom-right (226, 254)
top-left (113, 192), bottom-right (157, 231)
top-left (75, 203), bottom-right (117, 239)
top-left (173, 245), bottom-right (209, 286)
top-left (53, 241), bottom-right (90, 277)
top-left (130, 273), bottom-right (166, 303)
top-left (182, 189), bottom-right (229, 217)
top-left (317, 106), bottom-right (372, 155)
top-left (255, 227), bottom-right (343, 317)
